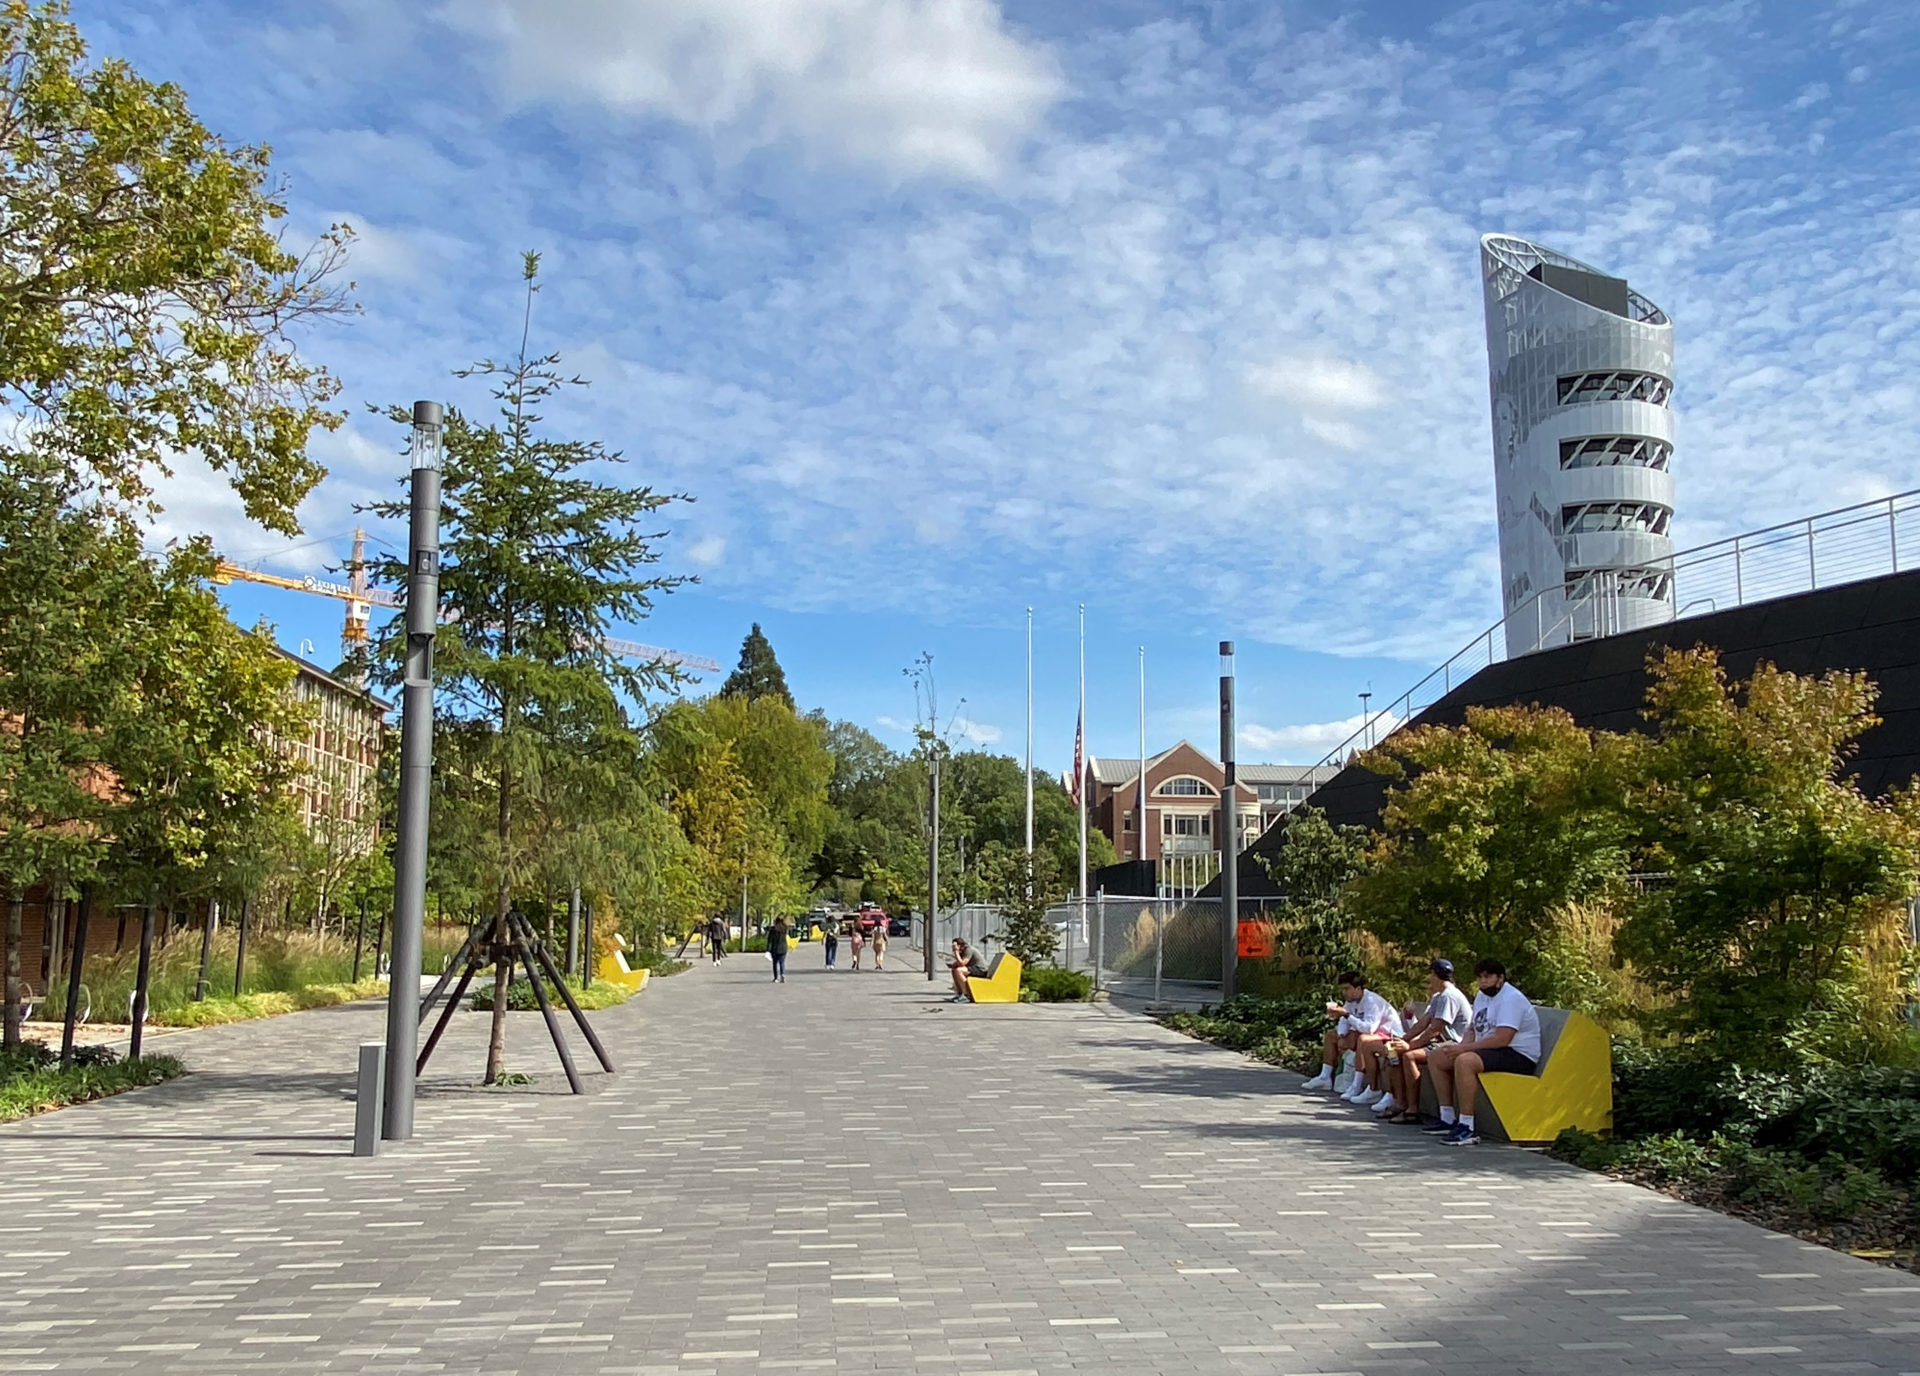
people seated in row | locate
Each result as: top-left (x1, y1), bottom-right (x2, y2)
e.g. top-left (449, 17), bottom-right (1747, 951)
top-left (1301, 957), bottom-right (1541, 1146)
top-left (1300, 970), bottom-right (1402, 1098)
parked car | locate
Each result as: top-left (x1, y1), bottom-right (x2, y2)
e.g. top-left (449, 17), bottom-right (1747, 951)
top-left (886, 914), bottom-right (911, 937)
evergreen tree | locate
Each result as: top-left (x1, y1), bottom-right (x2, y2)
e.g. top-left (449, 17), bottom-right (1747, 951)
top-left (722, 624), bottom-right (794, 709)
top-left (368, 254), bottom-right (688, 1082)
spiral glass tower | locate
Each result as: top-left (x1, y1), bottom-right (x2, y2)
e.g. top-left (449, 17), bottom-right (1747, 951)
top-left (1481, 234), bottom-right (1675, 652)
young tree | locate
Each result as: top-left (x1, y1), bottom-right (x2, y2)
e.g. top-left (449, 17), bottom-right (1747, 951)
top-left (721, 624), bottom-right (793, 709)
top-left (1256, 807), bottom-right (1370, 990)
top-left (0, 0), bottom-right (350, 533)
top-left (974, 841), bottom-right (1066, 967)
top-left (1617, 648), bottom-right (1920, 1064)
top-left (1344, 703), bottom-right (1632, 1004)
top-left (368, 256), bottom-right (688, 1081)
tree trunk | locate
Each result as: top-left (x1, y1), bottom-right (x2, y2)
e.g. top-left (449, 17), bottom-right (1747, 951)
top-left (194, 898), bottom-right (217, 1002)
top-left (485, 920), bottom-right (512, 1084)
top-left (4, 885), bottom-right (23, 1053)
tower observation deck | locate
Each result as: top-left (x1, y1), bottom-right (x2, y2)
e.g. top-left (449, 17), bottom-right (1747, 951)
top-left (1481, 234), bottom-right (1675, 652)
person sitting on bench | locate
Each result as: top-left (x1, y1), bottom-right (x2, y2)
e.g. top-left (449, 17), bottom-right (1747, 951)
top-left (947, 939), bottom-right (990, 1003)
top-left (1424, 958), bottom-right (1543, 1146)
top-left (1375, 958), bottom-right (1472, 1123)
top-left (1302, 971), bottom-right (1400, 1097)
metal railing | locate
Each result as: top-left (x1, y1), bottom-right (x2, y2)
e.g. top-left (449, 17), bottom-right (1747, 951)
top-left (1315, 488), bottom-right (1920, 774)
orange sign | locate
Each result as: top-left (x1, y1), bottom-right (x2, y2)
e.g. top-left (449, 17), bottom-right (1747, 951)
top-left (1237, 920), bottom-right (1274, 959)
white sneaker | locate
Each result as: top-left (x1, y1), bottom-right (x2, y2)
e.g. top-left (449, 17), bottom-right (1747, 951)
top-left (1353, 1088), bottom-right (1383, 1106)
top-left (1371, 1095), bottom-right (1399, 1116)
top-left (1341, 1081), bottom-right (1370, 1102)
top-left (1300, 1072), bottom-right (1333, 1091)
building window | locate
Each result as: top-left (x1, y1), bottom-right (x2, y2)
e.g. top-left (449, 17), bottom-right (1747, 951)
top-left (1566, 567), bottom-right (1673, 601)
top-left (1156, 776), bottom-right (1216, 797)
top-left (1560, 502), bottom-right (1671, 537)
top-left (1122, 811), bottom-right (1133, 833)
top-left (1559, 435), bottom-right (1671, 471)
top-left (1556, 370), bottom-right (1672, 407)
top-left (1164, 814), bottom-right (1211, 836)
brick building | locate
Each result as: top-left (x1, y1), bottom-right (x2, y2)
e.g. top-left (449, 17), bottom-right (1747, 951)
top-left (1081, 742), bottom-right (1337, 895)
top-left (9, 645), bottom-right (388, 999)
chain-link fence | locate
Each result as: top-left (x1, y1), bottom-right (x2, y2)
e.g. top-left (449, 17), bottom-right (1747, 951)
top-left (913, 896), bottom-right (1235, 1003)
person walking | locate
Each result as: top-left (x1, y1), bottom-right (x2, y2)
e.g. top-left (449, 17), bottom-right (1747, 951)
top-left (768, 917), bottom-right (790, 984)
top-left (824, 921), bottom-right (839, 968)
top-left (871, 918), bottom-right (888, 971)
top-left (849, 919), bottom-right (865, 972)
top-left (707, 915), bottom-right (727, 964)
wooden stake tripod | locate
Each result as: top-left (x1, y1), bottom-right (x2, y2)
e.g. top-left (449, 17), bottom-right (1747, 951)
top-left (415, 911), bottom-right (614, 1093)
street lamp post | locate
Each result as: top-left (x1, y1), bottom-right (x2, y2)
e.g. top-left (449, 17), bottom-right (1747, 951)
top-left (383, 400), bottom-right (443, 1142)
top-left (1218, 640), bottom-right (1238, 1003)
top-left (1359, 690), bottom-right (1372, 749)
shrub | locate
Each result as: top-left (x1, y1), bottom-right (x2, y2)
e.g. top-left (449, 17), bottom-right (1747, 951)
top-left (472, 977), bottom-right (634, 1012)
top-left (1, 1048), bottom-right (183, 1122)
top-left (1160, 995), bottom-right (1326, 1072)
top-left (1022, 967), bottom-right (1092, 1002)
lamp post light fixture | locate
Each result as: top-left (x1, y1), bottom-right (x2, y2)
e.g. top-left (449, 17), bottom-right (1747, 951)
top-left (1218, 640), bottom-right (1238, 1002)
top-left (383, 400), bottom-right (443, 1142)
top-left (1359, 689), bottom-right (1372, 750)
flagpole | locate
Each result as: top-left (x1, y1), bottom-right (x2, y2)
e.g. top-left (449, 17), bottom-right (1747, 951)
top-left (1138, 646), bottom-right (1147, 869)
top-left (1025, 607), bottom-right (1034, 860)
top-left (1077, 604), bottom-right (1087, 905)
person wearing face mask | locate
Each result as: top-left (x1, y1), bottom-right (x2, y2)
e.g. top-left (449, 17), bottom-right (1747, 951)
top-left (1423, 958), bottom-right (1543, 1146)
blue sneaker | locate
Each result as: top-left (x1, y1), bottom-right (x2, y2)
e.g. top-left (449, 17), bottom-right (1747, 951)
top-left (1442, 1123), bottom-right (1480, 1146)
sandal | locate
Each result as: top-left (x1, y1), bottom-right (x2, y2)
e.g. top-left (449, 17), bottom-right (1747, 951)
top-left (1387, 1112), bottom-right (1423, 1125)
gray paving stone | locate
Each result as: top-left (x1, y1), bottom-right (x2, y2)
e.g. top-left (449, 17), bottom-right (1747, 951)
top-left (3, 953), bottom-right (1919, 1373)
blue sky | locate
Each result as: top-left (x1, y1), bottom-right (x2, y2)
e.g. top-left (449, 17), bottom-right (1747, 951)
top-left (95, 0), bottom-right (1920, 769)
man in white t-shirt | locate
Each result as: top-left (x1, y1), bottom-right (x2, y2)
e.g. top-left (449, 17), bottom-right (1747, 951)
top-left (1423, 958), bottom-right (1543, 1145)
top-left (1371, 958), bottom-right (1473, 1123)
top-left (1301, 972), bottom-right (1402, 1103)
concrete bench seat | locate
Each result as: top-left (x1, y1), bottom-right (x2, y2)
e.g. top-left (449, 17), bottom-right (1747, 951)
top-left (967, 952), bottom-right (1022, 1003)
top-left (1418, 1005), bottom-right (1612, 1144)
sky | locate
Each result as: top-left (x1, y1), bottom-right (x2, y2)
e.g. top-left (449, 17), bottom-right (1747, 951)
top-left (87, 0), bottom-right (1920, 771)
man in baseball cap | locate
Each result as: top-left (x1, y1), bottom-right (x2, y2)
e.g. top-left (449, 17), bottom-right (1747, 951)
top-left (1374, 958), bottom-right (1472, 1124)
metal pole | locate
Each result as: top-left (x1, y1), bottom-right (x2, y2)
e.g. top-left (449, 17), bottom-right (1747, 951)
top-left (1153, 900), bottom-right (1164, 1006)
top-left (353, 1043), bottom-right (386, 1157)
top-left (927, 748), bottom-right (940, 981)
top-left (233, 895), bottom-right (250, 997)
top-left (1891, 497), bottom-right (1900, 572)
top-left (1024, 607), bottom-right (1033, 861)
top-left (384, 400), bottom-right (443, 1143)
top-left (1137, 646), bottom-right (1147, 866)
top-left (58, 884), bottom-right (90, 1068)
top-left (1218, 641), bottom-right (1238, 1002)
top-left (1735, 535), bottom-right (1745, 604)
top-left (1808, 519), bottom-right (1817, 589)
top-left (1094, 887), bottom-right (1105, 993)
top-left (583, 898), bottom-right (594, 984)
top-left (129, 897), bottom-right (155, 1061)
top-left (1077, 604), bottom-right (1087, 908)
top-left (351, 896), bottom-right (367, 983)
top-left (566, 884), bottom-right (581, 979)
top-left (194, 898), bottom-right (217, 1002)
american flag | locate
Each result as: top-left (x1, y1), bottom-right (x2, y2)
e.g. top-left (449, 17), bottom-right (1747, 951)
top-left (1070, 709), bottom-right (1084, 808)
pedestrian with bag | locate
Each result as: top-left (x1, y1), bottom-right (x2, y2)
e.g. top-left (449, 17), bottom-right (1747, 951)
top-left (768, 916), bottom-right (790, 983)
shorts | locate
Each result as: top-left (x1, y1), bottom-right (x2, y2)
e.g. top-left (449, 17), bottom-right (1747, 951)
top-left (1475, 1047), bottom-right (1537, 1075)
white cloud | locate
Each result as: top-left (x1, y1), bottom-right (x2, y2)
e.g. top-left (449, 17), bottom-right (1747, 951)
top-left (1246, 354), bottom-right (1388, 414)
top-left (685, 535), bottom-right (727, 568)
top-left (952, 715), bottom-right (1003, 746)
top-left (1242, 710), bottom-right (1404, 765)
top-left (447, 0), bottom-right (1062, 182)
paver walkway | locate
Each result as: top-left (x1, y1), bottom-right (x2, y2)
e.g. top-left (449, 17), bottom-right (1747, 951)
top-left (3, 950), bottom-right (1918, 1375)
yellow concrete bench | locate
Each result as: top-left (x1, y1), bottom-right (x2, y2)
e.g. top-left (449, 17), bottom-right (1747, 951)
top-left (967, 952), bottom-right (1022, 1003)
top-left (595, 934), bottom-right (651, 993)
top-left (1478, 1006), bottom-right (1611, 1144)
top-left (1415, 1006), bottom-right (1612, 1144)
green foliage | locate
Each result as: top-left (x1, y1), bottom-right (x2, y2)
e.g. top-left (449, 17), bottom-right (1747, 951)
top-left (1346, 703), bottom-right (1631, 1004)
top-left (158, 980), bottom-right (385, 1027)
top-left (0, 1044), bottom-right (183, 1122)
top-left (1021, 966), bottom-right (1092, 1002)
top-left (974, 843), bottom-right (1064, 967)
top-left (471, 976), bottom-right (634, 1012)
top-left (1160, 994), bottom-right (1327, 1071)
top-left (721, 623), bottom-right (794, 709)
top-left (1256, 807), bottom-right (1369, 991)
top-left (1616, 648), bottom-right (1920, 1066)
top-left (0, 0), bottom-right (350, 534)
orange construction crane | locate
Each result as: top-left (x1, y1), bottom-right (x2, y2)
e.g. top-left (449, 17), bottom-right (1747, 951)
top-left (214, 528), bottom-right (721, 675)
